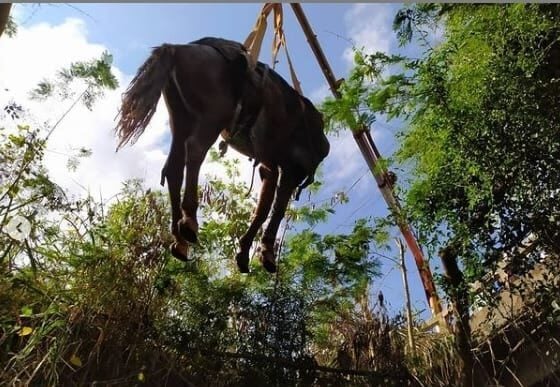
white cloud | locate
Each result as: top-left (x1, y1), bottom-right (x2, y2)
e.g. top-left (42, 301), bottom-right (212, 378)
top-left (0, 18), bottom-right (169, 200)
top-left (326, 134), bottom-right (363, 183)
top-left (343, 4), bottom-right (394, 67)
top-left (309, 83), bottom-right (331, 104)
top-left (0, 17), bottom-right (256, 203)
top-left (322, 124), bottom-right (388, 190)
top-left (0, 18), bottom-right (106, 98)
top-left (314, 3), bottom-right (396, 187)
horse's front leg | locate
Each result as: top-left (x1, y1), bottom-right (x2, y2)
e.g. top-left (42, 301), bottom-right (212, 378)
top-left (164, 137), bottom-right (190, 261)
top-left (259, 170), bottom-right (300, 273)
top-left (235, 165), bottom-right (279, 273)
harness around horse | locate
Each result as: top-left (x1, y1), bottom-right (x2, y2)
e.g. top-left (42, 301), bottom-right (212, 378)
top-left (176, 38), bottom-right (314, 200)
top-left (221, 63), bottom-right (270, 198)
top-left (219, 63), bottom-right (270, 158)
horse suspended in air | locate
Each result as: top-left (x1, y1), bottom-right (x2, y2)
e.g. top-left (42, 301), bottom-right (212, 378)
top-left (115, 37), bottom-right (330, 273)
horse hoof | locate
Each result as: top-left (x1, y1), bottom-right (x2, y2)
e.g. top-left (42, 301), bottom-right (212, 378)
top-left (170, 242), bottom-right (190, 262)
top-left (235, 252), bottom-right (250, 273)
top-left (178, 218), bottom-right (198, 244)
top-left (260, 250), bottom-right (277, 273)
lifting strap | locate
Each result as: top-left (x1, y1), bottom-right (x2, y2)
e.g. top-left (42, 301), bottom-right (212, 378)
top-left (244, 3), bottom-right (275, 66)
top-left (244, 3), bottom-right (303, 95)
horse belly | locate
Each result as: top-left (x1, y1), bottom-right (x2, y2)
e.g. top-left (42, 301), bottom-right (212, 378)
top-left (220, 129), bottom-right (254, 159)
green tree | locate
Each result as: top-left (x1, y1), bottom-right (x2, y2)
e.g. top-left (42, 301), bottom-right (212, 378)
top-left (322, 4), bottom-right (560, 385)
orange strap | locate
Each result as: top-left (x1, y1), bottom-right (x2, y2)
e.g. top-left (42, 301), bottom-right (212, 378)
top-left (282, 38), bottom-right (303, 95)
top-left (244, 3), bottom-right (303, 95)
top-left (244, 3), bottom-right (275, 67)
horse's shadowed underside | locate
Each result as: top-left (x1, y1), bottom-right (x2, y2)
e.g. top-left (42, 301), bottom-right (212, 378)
top-left (115, 37), bottom-right (330, 273)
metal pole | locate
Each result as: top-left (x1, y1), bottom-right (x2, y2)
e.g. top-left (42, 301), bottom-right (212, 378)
top-left (290, 3), bottom-right (444, 319)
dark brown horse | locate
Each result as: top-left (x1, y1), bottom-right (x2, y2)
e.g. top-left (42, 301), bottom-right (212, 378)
top-left (115, 37), bottom-right (329, 273)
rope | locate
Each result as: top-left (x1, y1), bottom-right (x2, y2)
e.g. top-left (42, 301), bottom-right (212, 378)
top-left (245, 159), bottom-right (259, 198)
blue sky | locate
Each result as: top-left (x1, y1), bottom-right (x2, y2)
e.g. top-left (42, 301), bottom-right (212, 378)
top-left (2, 3), bottom-right (439, 320)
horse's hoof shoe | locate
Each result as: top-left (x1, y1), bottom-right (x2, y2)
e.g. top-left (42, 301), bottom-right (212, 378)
top-left (260, 251), bottom-right (277, 273)
top-left (178, 219), bottom-right (198, 244)
top-left (170, 242), bottom-right (190, 262)
top-left (235, 253), bottom-right (250, 273)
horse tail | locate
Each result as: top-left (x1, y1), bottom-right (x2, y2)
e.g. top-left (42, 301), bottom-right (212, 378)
top-left (115, 44), bottom-right (176, 150)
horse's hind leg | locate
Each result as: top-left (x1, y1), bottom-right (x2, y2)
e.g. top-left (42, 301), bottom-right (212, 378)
top-left (260, 170), bottom-right (300, 273)
top-left (178, 125), bottom-right (222, 243)
top-left (235, 165), bottom-right (279, 273)
top-left (162, 84), bottom-right (190, 261)
top-left (163, 135), bottom-right (190, 260)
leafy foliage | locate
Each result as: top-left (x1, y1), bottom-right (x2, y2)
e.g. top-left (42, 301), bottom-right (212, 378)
top-left (321, 5), bottom-right (560, 385)
top-left (0, 134), bottom-right (404, 384)
top-left (323, 3), bottom-right (560, 297)
top-left (30, 51), bottom-right (118, 110)
top-left (4, 15), bottom-right (16, 37)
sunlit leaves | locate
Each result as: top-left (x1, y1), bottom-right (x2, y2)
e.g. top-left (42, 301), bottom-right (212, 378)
top-left (66, 51), bottom-right (118, 90)
top-left (3, 102), bottom-right (24, 120)
top-left (66, 147), bottom-right (92, 172)
top-left (389, 4), bottom-right (560, 293)
top-left (17, 326), bottom-right (33, 336)
top-left (4, 15), bottom-right (16, 37)
top-left (393, 4), bottom-right (442, 47)
top-left (30, 51), bottom-right (118, 110)
top-left (69, 354), bottom-right (82, 367)
top-left (30, 81), bottom-right (54, 100)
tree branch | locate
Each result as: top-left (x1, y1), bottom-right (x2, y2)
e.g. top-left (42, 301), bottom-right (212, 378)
top-left (0, 3), bottom-right (12, 39)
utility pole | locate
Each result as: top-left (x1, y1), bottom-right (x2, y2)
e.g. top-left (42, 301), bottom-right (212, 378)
top-left (290, 3), bottom-right (444, 321)
top-left (396, 238), bottom-right (416, 357)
